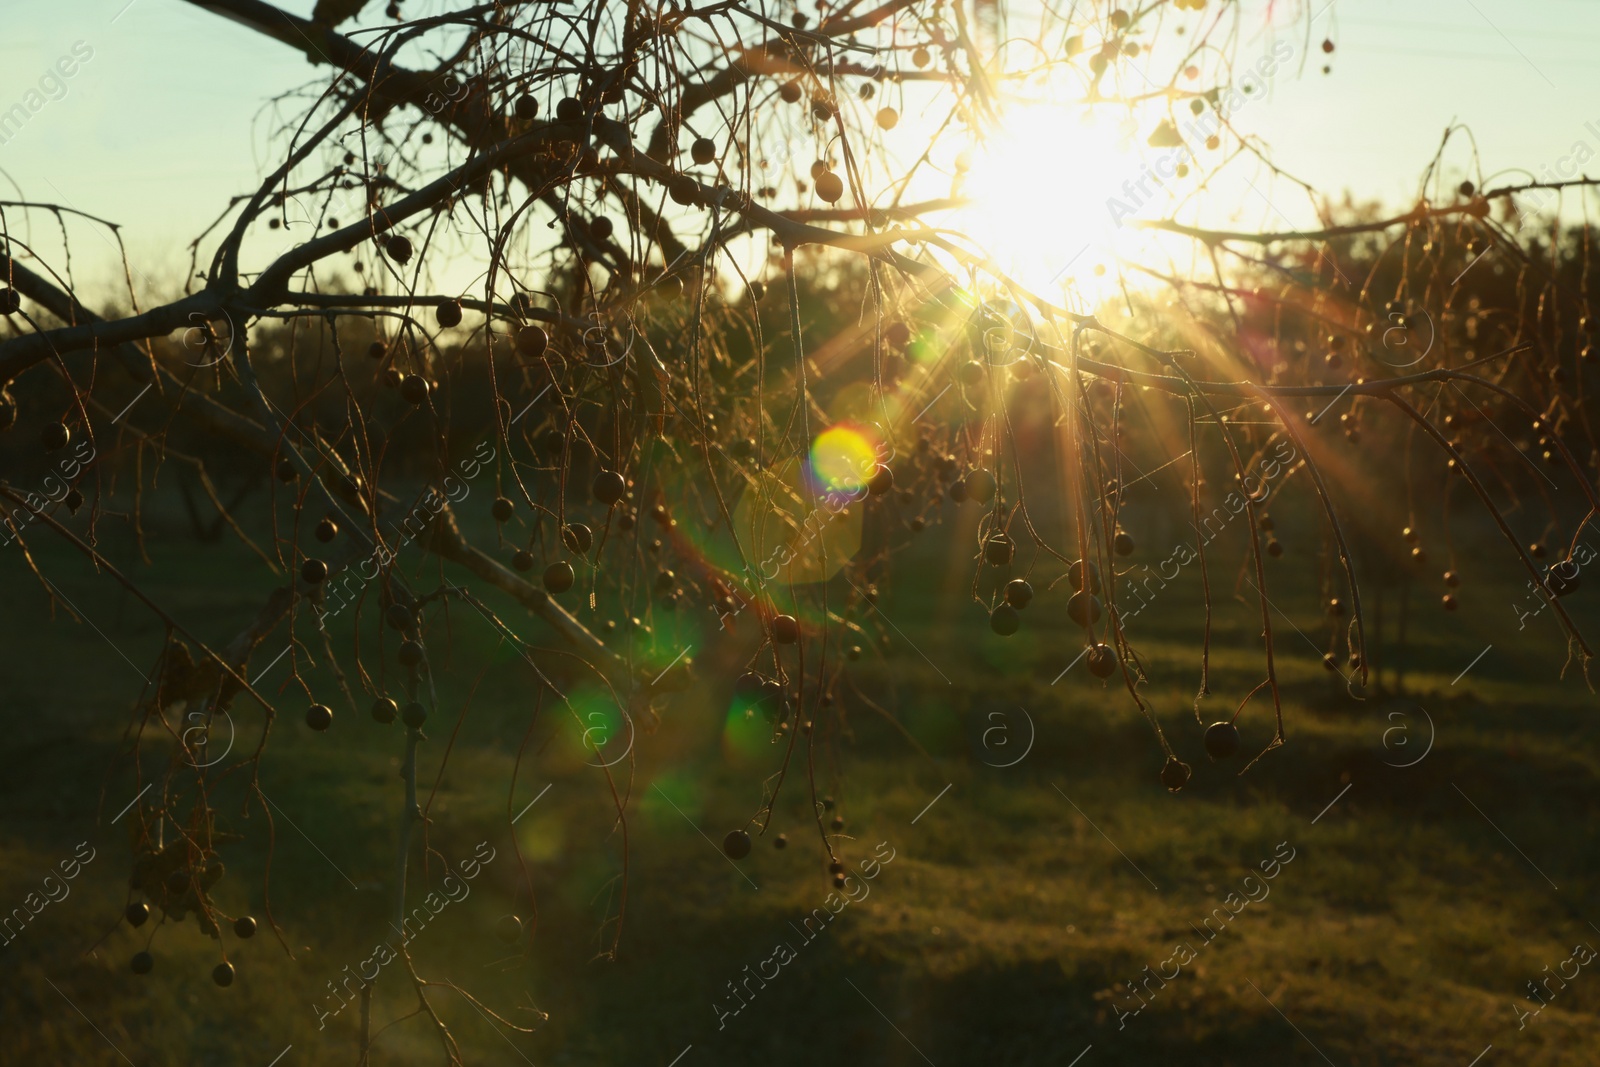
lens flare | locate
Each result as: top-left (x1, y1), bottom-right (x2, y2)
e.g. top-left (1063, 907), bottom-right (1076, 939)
top-left (643, 771), bottom-right (702, 831)
top-left (569, 688), bottom-right (625, 761)
top-left (513, 809), bottom-right (565, 863)
top-left (722, 700), bottom-right (770, 763)
top-left (809, 424), bottom-right (880, 494)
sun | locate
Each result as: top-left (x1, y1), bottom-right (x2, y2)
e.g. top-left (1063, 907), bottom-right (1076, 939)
top-left (952, 100), bottom-right (1181, 304)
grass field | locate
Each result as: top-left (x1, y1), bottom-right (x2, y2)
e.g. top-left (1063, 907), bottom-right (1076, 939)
top-left (2, 497), bottom-right (1597, 1067)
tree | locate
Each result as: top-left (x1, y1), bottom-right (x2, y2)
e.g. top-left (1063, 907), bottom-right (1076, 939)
top-left (1, 0), bottom-right (1594, 1061)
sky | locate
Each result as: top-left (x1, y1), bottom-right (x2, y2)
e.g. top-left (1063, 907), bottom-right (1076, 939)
top-left (1, 0), bottom-right (1598, 299)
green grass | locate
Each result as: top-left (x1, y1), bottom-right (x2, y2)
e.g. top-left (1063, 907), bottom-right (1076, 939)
top-left (2, 503), bottom-right (1598, 1067)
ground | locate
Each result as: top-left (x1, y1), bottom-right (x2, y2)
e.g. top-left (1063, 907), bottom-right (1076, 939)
top-left (2, 497), bottom-right (1596, 1067)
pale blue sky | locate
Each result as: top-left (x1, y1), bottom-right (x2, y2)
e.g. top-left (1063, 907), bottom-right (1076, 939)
top-left (2, 0), bottom-right (1597, 298)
